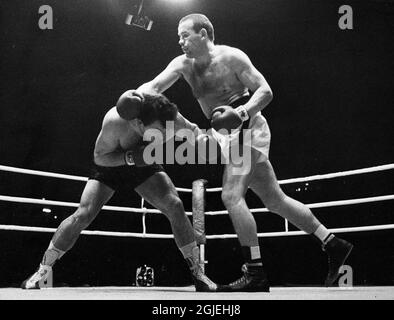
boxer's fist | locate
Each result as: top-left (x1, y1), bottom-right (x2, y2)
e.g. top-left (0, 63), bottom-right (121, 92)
top-left (116, 90), bottom-right (144, 120)
top-left (210, 106), bottom-right (243, 132)
top-left (125, 145), bottom-right (151, 167)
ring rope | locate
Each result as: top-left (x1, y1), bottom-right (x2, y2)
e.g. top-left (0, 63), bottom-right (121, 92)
top-left (1, 164), bottom-right (393, 239)
top-left (206, 163), bottom-right (394, 192)
top-left (206, 194), bottom-right (394, 215)
top-left (0, 224), bottom-right (173, 238)
top-left (208, 224), bottom-right (394, 239)
top-left (0, 165), bottom-right (191, 193)
top-left (1, 194), bottom-right (393, 216)
top-left (0, 165), bottom-right (88, 182)
top-left (0, 195), bottom-right (164, 214)
top-left (1, 163), bottom-right (393, 193)
top-left (0, 223), bottom-right (393, 238)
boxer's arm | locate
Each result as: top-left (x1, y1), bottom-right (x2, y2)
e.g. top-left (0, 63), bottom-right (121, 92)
top-left (93, 117), bottom-right (127, 167)
top-left (231, 48), bottom-right (273, 117)
top-left (138, 56), bottom-right (184, 94)
top-left (174, 112), bottom-right (204, 138)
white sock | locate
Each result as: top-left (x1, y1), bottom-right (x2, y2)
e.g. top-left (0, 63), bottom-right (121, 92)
top-left (41, 241), bottom-right (65, 266)
top-left (250, 246), bottom-right (261, 260)
top-left (179, 241), bottom-right (199, 271)
top-left (313, 225), bottom-right (333, 244)
top-left (179, 241), bottom-right (197, 258)
top-left (242, 246), bottom-right (263, 267)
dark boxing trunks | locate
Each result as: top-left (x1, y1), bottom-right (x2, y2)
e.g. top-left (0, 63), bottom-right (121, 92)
top-left (229, 95), bottom-right (251, 109)
top-left (89, 163), bottom-right (164, 191)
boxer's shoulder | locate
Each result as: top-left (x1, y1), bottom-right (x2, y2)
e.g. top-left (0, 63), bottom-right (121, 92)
top-left (170, 54), bottom-right (191, 70)
top-left (105, 107), bottom-right (122, 122)
top-left (215, 45), bottom-right (243, 57)
top-left (102, 107), bottom-right (129, 131)
top-left (215, 46), bottom-right (249, 64)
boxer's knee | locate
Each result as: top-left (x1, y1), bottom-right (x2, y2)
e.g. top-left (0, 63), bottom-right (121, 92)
top-left (221, 190), bottom-right (244, 210)
top-left (162, 196), bottom-right (186, 222)
top-left (262, 190), bottom-right (287, 213)
top-left (72, 202), bottom-right (99, 229)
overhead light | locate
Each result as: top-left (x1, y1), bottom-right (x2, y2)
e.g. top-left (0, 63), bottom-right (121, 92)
top-left (125, 0), bottom-right (153, 31)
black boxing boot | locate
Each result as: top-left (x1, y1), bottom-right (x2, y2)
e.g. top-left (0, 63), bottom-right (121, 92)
top-left (322, 235), bottom-right (354, 286)
top-left (218, 263), bottom-right (270, 292)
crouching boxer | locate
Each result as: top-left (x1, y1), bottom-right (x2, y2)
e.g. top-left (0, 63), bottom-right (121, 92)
top-left (21, 91), bottom-right (218, 292)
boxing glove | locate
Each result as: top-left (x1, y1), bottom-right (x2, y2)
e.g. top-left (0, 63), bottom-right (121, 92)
top-left (116, 90), bottom-right (144, 120)
top-left (210, 105), bottom-right (249, 132)
top-left (124, 145), bottom-right (151, 167)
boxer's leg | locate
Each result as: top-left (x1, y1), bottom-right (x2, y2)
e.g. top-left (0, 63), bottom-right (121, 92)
top-left (50, 179), bottom-right (114, 253)
top-left (250, 160), bottom-right (353, 286)
top-left (21, 180), bottom-right (114, 289)
top-left (135, 172), bottom-right (194, 248)
top-left (219, 148), bottom-right (269, 292)
top-left (135, 171), bottom-right (217, 292)
top-left (249, 160), bottom-right (322, 233)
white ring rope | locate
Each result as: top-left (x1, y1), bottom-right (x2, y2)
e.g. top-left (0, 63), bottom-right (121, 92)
top-left (0, 195), bottom-right (167, 215)
top-left (206, 195), bottom-right (394, 215)
top-left (0, 163), bottom-right (393, 239)
top-left (0, 224), bottom-right (174, 238)
top-left (0, 165), bottom-right (191, 193)
top-left (0, 165), bottom-right (88, 182)
top-left (1, 194), bottom-right (393, 216)
top-left (208, 224), bottom-right (394, 239)
top-left (1, 163), bottom-right (393, 193)
top-left (206, 163), bottom-right (394, 192)
top-left (0, 223), bottom-right (393, 238)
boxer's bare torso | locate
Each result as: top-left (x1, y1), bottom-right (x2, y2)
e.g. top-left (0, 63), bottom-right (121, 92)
top-left (178, 45), bottom-right (249, 118)
top-left (94, 107), bottom-right (144, 161)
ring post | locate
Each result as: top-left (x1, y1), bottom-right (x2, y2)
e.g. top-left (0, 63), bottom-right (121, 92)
top-left (192, 179), bottom-right (207, 273)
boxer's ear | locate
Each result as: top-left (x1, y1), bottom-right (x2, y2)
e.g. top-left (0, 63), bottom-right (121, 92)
top-left (200, 28), bottom-right (208, 39)
top-left (135, 118), bottom-right (144, 130)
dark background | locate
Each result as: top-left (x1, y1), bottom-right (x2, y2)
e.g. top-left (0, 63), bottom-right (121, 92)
top-left (0, 0), bottom-right (393, 288)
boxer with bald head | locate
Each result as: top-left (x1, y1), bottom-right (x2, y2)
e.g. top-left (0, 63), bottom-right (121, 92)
top-left (137, 13), bottom-right (353, 291)
top-left (21, 92), bottom-right (218, 292)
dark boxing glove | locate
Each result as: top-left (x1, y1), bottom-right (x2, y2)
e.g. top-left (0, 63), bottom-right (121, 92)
top-left (124, 145), bottom-right (151, 167)
top-left (116, 90), bottom-right (144, 120)
top-left (210, 105), bottom-right (249, 132)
